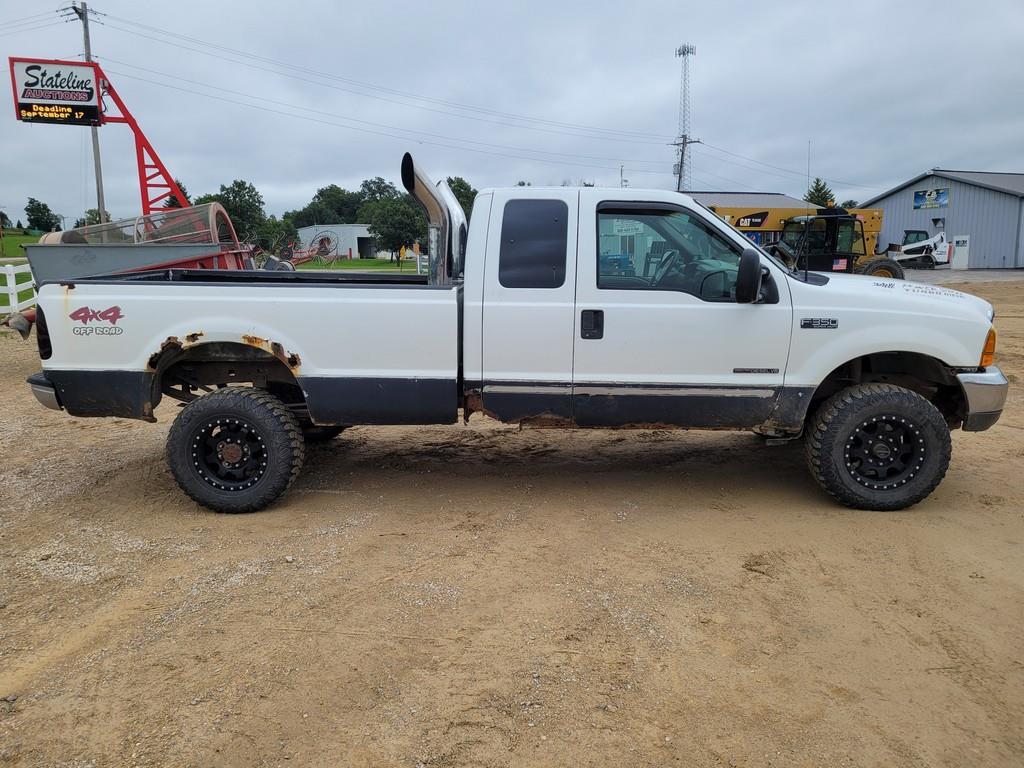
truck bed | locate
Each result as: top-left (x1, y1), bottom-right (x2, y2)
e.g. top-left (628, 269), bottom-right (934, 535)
top-left (36, 267), bottom-right (459, 425)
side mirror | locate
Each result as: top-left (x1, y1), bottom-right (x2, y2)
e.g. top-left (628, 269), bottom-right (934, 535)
top-left (735, 248), bottom-right (763, 304)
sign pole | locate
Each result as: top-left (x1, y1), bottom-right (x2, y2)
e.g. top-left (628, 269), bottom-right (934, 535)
top-left (73, 2), bottom-right (106, 224)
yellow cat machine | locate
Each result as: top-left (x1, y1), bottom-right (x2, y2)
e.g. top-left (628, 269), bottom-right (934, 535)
top-left (707, 204), bottom-right (904, 279)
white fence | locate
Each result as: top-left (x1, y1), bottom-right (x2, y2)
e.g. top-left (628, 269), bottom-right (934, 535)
top-left (1, 262), bottom-right (36, 313)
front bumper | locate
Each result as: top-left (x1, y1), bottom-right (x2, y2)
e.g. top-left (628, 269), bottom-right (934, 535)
top-left (957, 365), bottom-right (1008, 431)
top-left (27, 371), bottom-right (62, 411)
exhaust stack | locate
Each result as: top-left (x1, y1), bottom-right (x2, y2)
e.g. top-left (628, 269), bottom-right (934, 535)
top-left (401, 153), bottom-right (450, 285)
top-left (436, 179), bottom-right (468, 277)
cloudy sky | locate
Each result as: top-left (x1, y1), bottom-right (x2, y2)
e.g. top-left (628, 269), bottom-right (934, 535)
top-left (1, 0), bottom-right (1022, 225)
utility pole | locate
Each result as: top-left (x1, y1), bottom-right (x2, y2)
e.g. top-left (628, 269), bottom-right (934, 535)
top-left (71, 2), bottom-right (107, 224)
top-left (619, 165), bottom-right (628, 188)
top-left (673, 44), bottom-right (698, 192)
top-left (672, 136), bottom-right (701, 193)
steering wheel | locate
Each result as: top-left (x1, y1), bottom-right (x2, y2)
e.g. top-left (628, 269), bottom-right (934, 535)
top-left (652, 249), bottom-right (681, 286)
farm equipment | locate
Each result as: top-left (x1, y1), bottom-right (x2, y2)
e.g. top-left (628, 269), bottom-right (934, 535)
top-left (764, 208), bottom-right (906, 279)
top-left (709, 204), bottom-right (884, 255)
top-left (886, 229), bottom-right (952, 267)
top-left (3, 203), bottom-right (251, 338)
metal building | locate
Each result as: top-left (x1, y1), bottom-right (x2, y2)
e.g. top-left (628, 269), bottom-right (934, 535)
top-left (295, 223), bottom-right (376, 260)
top-left (860, 170), bottom-right (1024, 269)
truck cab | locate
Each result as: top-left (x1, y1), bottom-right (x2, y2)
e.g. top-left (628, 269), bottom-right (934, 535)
top-left (465, 186), bottom-right (792, 429)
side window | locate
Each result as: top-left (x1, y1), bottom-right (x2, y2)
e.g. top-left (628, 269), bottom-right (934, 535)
top-left (597, 208), bottom-right (741, 301)
top-left (498, 199), bottom-right (568, 288)
top-left (836, 220), bottom-right (866, 255)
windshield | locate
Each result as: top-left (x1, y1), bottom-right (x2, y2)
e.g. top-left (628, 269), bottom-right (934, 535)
top-left (691, 201), bottom-right (791, 272)
top-left (781, 221), bottom-right (804, 248)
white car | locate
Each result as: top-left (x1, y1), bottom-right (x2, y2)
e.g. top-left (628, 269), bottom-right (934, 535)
top-left (27, 154), bottom-right (1007, 513)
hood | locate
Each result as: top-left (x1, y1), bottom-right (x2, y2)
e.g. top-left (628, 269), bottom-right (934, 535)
top-left (800, 272), bottom-right (994, 322)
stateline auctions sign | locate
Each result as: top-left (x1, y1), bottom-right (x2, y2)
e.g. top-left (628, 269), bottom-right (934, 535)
top-left (9, 57), bottom-right (102, 126)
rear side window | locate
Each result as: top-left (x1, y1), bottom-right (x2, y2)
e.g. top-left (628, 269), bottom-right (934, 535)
top-left (498, 199), bottom-right (568, 288)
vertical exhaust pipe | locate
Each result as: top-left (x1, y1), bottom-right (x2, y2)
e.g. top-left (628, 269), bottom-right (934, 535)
top-left (401, 153), bottom-right (451, 285)
top-left (436, 179), bottom-right (468, 277)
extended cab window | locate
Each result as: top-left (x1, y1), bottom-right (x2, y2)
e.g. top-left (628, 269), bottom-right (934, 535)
top-left (499, 199), bottom-right (568, 288)
top-left (597, 208), bottom-right (741, 301)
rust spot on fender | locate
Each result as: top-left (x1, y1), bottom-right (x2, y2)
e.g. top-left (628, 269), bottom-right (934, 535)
top-left (147, 336), bottom-right (183, 371)
top-left (242, 335), bottom-right (302, 374)
top-left (185, 331), bottom-right (204, 344)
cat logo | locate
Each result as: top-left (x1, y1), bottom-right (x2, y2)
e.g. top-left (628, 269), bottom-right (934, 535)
top-left (736, 211), bottom-right (769, 228)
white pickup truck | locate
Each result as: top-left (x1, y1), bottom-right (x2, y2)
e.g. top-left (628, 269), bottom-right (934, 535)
top-left (27, 154), bottom-right (1007, 513)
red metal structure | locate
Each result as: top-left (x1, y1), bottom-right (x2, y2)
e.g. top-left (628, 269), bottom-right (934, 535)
top-left (8, 57), bottom-right (189, 214)
top-left (90, 62), bottom-right (190, 213)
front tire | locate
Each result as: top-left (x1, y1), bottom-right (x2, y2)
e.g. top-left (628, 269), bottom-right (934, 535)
top-left (167, 387), bottom-right (304, 513)
top-left (806, 384), bottom-right (951, 510)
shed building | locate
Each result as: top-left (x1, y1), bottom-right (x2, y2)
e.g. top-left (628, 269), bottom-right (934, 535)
top-left (860, 170), bottom-right (1024, 269)
top-left (295, 223), bottom-right (376, 260)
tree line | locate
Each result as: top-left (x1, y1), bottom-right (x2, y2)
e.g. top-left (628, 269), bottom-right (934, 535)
top-left (9, 174), bottom-right (478, 255)
top-left (169, 174), bottom-right (477, 254)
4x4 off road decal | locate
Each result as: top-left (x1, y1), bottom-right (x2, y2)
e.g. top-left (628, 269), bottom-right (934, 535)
top-left (69, 305), bottom-right (125, 336)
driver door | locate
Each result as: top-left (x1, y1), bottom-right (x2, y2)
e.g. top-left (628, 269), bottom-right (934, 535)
top-left (571, 192), bottom-right (793, 427)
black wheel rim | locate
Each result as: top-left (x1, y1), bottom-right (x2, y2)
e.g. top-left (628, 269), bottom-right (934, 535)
top-left (844, 415), bottom-right (924, 490)
top-left (189, 416), bottom-right (268, 492)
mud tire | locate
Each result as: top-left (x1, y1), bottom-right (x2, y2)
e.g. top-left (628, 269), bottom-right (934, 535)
top-left (806, 384), bottom-right (951, 511)
top-left (167, 387), bottom-right (304, 513)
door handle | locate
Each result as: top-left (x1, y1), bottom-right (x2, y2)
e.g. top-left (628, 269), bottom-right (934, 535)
top-left (581, 309), bottom-right (604, 339)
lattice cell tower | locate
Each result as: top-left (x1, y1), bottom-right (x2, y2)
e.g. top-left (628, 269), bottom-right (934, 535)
top-left (674, 43), bottom-right (697, 192)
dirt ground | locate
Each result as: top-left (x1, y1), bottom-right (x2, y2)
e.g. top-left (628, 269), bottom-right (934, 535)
top-left (1, 280), bottom-right (1022, 767)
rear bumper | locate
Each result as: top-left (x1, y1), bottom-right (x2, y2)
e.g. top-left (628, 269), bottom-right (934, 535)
top-left (27, 371), bottom-right (62, 411)
top-left (957, 365), bottom-right (1008, 431)
top-left (29, 369), bottom-right (156, 421)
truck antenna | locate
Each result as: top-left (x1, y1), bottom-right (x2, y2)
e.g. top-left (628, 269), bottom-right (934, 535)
top-left (805, 139), bottom-right (811, 281)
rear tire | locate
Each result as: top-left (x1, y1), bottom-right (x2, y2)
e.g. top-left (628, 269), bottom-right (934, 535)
top-left (806, 384), bottom-right (951, 511)
top-left (167, 387), bottom-right (304, 513)
top-left (858, 258), bottom-right (905, 280)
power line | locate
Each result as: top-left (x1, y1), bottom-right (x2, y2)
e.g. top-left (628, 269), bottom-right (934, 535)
top-left (23, 5), bottom-right (885, 195)
top-left (0, 9), bottom-right (58, 27)
top-left (0, 20), bottom-right (68, 38)
top-left (699, 141), bottom-right (881, 191)
top-left (688, 164), bottom-right (759, 191)
top-left (101, 68), bottom-right (671, 177)
top-left (99, 58), bottom-right (669, 168)
top-left (94, 12), bottom-right (675, 144)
